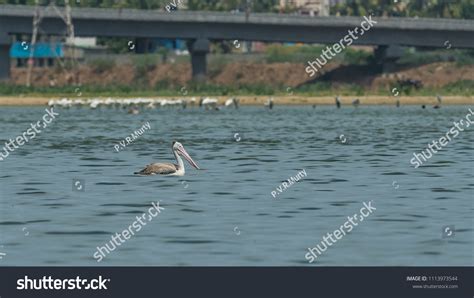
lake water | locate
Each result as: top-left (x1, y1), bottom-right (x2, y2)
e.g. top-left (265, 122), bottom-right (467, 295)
top-left (0, 104), bottom-right (472, 266)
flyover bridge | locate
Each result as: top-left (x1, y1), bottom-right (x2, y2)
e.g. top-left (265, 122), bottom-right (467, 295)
top-left (1, 4), bottom-right (473, 80)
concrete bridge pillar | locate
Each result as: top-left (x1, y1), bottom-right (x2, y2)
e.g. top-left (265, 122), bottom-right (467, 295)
top-left (135, 38), bottom-right (151, 54)
top-left (374, 45), bottom-right (403, 73)
top-left (0, 32), bottom-right (10, 81)
top-left (187, 38), bottom-right (210, 81)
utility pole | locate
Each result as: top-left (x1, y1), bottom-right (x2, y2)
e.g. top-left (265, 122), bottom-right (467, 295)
top-left (64, 0), bottom-right (78, 85)
top-left (25, 0), bottom-right (77, 87)
top-left (26, 0), bottom-right (41, 87)
top-left (245, 0), bottom-right (251, 22)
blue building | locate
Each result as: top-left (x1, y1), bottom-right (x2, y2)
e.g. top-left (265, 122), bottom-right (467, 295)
top-left (10, 41), bottom-right (63, 67)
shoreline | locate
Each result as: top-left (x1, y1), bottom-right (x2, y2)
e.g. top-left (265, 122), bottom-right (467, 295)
top-left (0, 96), bottom-right (472, 106)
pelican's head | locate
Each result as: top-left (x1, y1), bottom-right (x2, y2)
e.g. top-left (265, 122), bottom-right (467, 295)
top-left (172, 141), bottom-right (200, 170)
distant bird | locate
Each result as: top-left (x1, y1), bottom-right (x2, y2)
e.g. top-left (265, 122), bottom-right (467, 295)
top-left (433, 95), bottom-right (442, 109)
top-left (90, 99), bottom-right (101, 109)
top-left (225, 97), bottom-right (240, 109)
top-left (128, 106), bottom-right (140, 114)
top-left (396, 99), bottom-right (400, 108)
top-left (199, 97), bottom-right (218, 110)
top-left (264, 97), bottom-right (274, 109)
top-left (422, 105), bottom-right (426, 109)
top-left (335, 96), bottom-right (341, 108)
top-left (134, 141), bottom-right (200, 176)
top-left (50, 98), bottom-right (72, 108)
top-left (161, 99), bottom-right (185, 108)
top-left (352, 98), bottom-right (360, 107)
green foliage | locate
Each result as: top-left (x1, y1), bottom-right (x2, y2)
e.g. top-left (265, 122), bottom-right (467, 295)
top-left (97, 37), bottom-right (131, 54)
top-left (265, 44), bottom-right (300, 63)
top-left (397, 49), bottom-right (474, 66)
top-left (175, 81), bottom-right (276, 95)
top-left (1, 78), bottom-right (472, 97)
top-left (88, 58), bottom-right (116, 73)
top-left (187, 0), bottom-right (278, 13)
top-left (331, 0), bottom-right (473, 19)
top-left (265, 44), bottom-right (327, 63)
top-left (342, 49), bottom-right (372, 65)
top-left (133, 54), bottom-right (158, 78)
top-left (440, 80), bottom-right (474, 94)
top-left (264, 44), bottom-right (373, 65)
top-left (296, 81), bottom-right (366, 96)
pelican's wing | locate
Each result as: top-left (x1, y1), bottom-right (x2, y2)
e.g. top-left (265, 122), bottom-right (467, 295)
top-left (134, 163), bottom-right (178, 175)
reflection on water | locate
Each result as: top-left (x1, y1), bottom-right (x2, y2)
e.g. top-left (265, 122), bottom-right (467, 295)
top-left (0, 105), bottom-right (472, 265)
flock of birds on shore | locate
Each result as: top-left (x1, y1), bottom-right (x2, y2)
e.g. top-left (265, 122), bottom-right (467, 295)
top-left (47, 95), bottom-right (443, 112)
top-left (47, 97), bottom-right (239, 112)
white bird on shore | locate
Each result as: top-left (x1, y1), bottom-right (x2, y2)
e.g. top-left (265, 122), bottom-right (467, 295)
top-left (161, 99), bottom-right (184, 108)
top-left (134, 141), bottom-right (200, 176)
top-left (199, 97), bottom-right (218, 110)
top-left (225, 97), bottom-right (240, 109)
top-left (264, 97), bottom-right (274, 109)
top-left (90, 99), bottom-right (101, 109)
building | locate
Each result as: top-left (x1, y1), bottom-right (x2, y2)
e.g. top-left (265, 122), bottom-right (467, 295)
top-left (280, 0), bottom-right (330, 16)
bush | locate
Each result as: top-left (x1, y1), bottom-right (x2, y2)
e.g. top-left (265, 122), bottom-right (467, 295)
top-left (343, 49), bottom-right (372, 65)
top-left (133, 55), bottom-right (158, 84)
top-left (88, 58), bottom-right (116, 73)
top-left (398, 49), bottom-right (474, 66)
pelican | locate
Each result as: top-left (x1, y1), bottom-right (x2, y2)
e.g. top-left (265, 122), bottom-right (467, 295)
top-left (134, 141), bottom-right (200, 176)
top-left (128, 106), bottom-right (140, 114)
top-left (264, 97), bottom-right (274, 109)
top-left (434, 95), bottom-right (442, 109)
top-left (335, 96), bottom-right (341, 108)
top-left (352, 98), bottom-right (360, 107)
top-left (199, 97), bottom-right (218, 110)
top-left (225, 97), bottom-right (240, 109)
